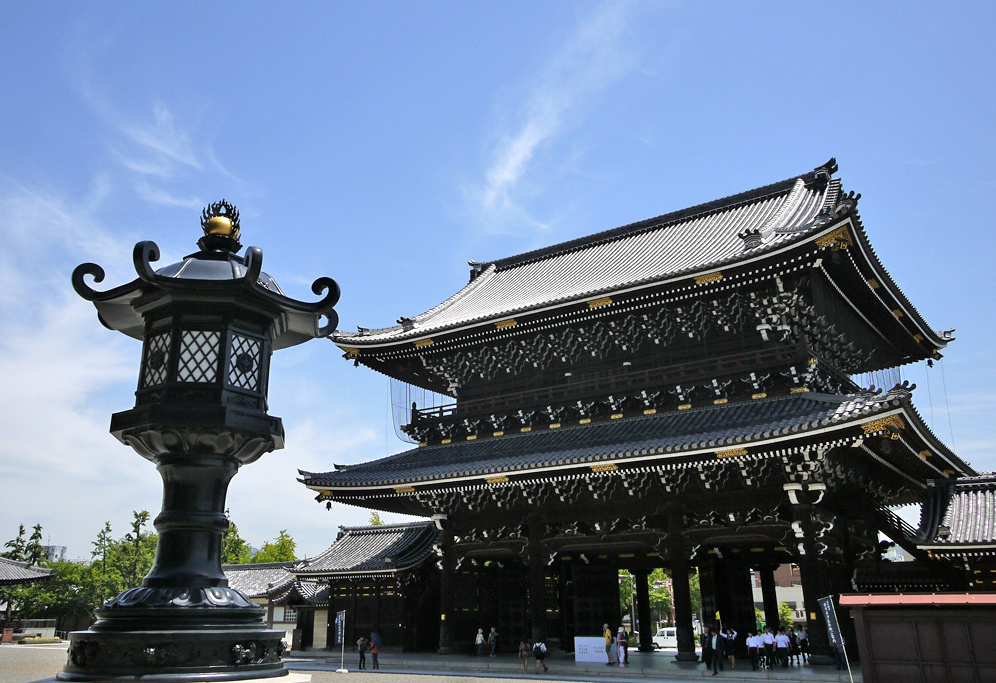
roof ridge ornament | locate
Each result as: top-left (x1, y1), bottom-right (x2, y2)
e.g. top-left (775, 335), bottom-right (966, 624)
top-left (813, 158), bottom-right (838, 184)
top-left (737, 228), bottom-right (762, 250)
top-left (832, 189), bottom-right (861, 218)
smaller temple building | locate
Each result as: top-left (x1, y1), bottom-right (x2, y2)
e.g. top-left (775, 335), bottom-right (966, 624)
top-left (226, 522), bottom-right (441, 652)
top-left (221, 562), bottom-right (296, 645)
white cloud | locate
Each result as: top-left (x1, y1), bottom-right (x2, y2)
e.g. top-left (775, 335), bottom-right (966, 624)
top-left (135, 181), bottom-right (204, 209)
top-left (0, 180), bottom-right (154, 557)
top-left (118, 100), bottom-right (202, 172)
top-left (469, 1), bottom-right (638, 233)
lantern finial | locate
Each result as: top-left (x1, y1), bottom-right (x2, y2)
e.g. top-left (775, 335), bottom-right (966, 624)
top-left (199, 199), bottom-right (241, 251)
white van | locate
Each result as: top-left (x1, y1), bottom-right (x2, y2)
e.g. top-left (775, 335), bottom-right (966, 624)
top-left (652, 627), bottom-right (677, 649)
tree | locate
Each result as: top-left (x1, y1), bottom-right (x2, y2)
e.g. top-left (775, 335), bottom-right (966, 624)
top-left (3, 524), bottom-right (27, 561)
top-left (369, 511), bottom-right (385, 526)
top-left (647, 569), bottom-right (672, 624)
top-left (618, 569), bottom-right (635, 617)
top-left (117, 511), bottom-right (155, 588)
top-left (91, 522), bottom-right (113, 574)
top-left (26, 524), bottom-right (46, 566)
top-left (252, 530), bottom-right (296, 563)
top-left (689, 569), bottom-right (702, 617)
top-left (777, 601), bottom-right (795, 630)
top-left (222, 512), bottom-right (253, 565)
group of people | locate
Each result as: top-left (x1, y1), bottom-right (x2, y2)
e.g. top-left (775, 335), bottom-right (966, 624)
top-left (354, 632), bottom-right (381, 670)
top-left (702, 626), bottom-right (738, 675)
top-left (477, 627), bottom-right (548, 673)
top-left (601, 623), bottom-right (631, 667)
top-left (517, 636), bottom-right (549, 673)
top-left (702, 624), bottom-right (809, 675)
top-left (474, 627), bottom-right (500, 657)
top-left (746, 626), bottom-right (809, 670)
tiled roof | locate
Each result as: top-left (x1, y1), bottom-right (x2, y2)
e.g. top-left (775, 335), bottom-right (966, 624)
top-left (222, 562), bottom-right (295, 598)
top-left (294, 522), bottom-right (438, 576)
top-left (302, 392), bottom-right (912, 489)
top-left (927, 473), bottom-right (996, 546)
top-left (0, 556), bottom-right (54, 585)
top-left (269, 579), bottom-right (327, 606)
top-left (337, 162), bottom-right (840, 343)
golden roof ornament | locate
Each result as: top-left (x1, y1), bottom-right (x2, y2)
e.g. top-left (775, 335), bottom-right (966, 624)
top-left (198, 199), bottom-right (242, 252)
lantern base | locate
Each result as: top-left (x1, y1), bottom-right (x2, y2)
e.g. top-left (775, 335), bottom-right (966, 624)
top-left (58, 594), bottom-right (287, 682)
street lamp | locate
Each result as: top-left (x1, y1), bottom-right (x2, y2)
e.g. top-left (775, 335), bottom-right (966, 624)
top-left (59, 201), bottom-right (339, 682)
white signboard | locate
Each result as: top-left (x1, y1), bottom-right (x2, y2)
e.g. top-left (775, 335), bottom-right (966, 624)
top-left (574, 636), bottom-right (611, 663)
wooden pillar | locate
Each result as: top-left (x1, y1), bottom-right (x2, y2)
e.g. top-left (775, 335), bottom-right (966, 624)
top-left (759, 565), bottom-right (779, 631)
top-left (633, 567), bottom-right (654, 652)
top-left (374, 577), bottom-right (381, 631)
top-left (437, 521), bottom-right (455, 654)
top-left (785, 483), bottom-right (833, 665)
top-left (527, 519), bottom-right (547, 642)
top-left (723, 553), bottom-right (755, 658)
top-left (666, 501), bottom-right (698, 662)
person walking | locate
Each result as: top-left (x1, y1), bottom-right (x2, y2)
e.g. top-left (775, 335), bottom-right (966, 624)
top-left (701, 628), bottom-right (713, 671)
top-left (616, 627), bottom-right (628, 668)
top-left (518, 637), bottom-right (530, 671)
top-left (723, 627), bottom-right (738, 670)
top-left (796, 626), bottom-right (809, 662)
top-left (475, 628), bottom-right (485, 656)
top-left (488, 627), bottom-right (499, 657)
top-left (355, 636), bottom-right (367, 670)
top-left (532, 639), bottom-right (548, 673)
top-left (747, 631), bottom-right (759, 670)
top-left (775, 628), bottom-right (791, 667)
top-left (603, 623), bottom-right (614, 665)
top-left (709, 626), bottom-right (726, 676)
top-left (761, 626), bottom-right (775, 668)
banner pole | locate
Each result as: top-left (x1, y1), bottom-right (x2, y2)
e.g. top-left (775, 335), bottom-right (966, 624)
top-left (335, 609), bottom-right (348, 674)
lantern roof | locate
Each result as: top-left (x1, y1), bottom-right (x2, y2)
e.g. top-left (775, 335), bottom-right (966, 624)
top-left (72, 201), bottom-right (339, 349)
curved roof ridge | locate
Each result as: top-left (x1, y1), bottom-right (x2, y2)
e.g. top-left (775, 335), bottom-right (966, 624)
top-left (487, 165), bottom-right (827, 271)
top-left (757, 178), bottom-right (807, 237)
top-left (336, 264), bottom-right (498, 340)
top-left (339, 520), bottom-right (435, 532)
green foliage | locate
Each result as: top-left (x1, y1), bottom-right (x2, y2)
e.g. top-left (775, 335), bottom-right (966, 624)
top-left (3, 524), bottom-right (27, 560)
top-left (778, 601), bottom-right (795, 630)
top-left (618, 567), bottom-right (700, 628)
top-left (252, 529), bottom-right (296, 563)
top-left (222, 511), bottom-right (253, 565)
top-left (4, 515), bottom-right (159, 628)
top-left (647, 568), bottom-right (671, 622)
top-left (15, 560), bottom-right (116, 626)
top-left (369, 512), bottom-right (385, 526)
top-left (618, 569), bottom-right (634, 616)
top-left (91, 521), bottom-right (113, 574)
top-left (689, 569), bottom-right (702, 617)
top-left (6, 515), bottom-right (299, 631)
top-left (26, 524), bottom-right (46, 565)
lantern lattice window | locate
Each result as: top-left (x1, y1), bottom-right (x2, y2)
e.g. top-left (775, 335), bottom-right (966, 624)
top-left (177, 330), bottom-right (221, 383)
top-left (141, 332), bottom-right (172, 388)
top-left (228, 334), bottom-right (262, 391)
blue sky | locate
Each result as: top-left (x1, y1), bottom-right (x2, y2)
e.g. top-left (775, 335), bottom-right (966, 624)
top-left (2, 2), bottom-right (994, 559)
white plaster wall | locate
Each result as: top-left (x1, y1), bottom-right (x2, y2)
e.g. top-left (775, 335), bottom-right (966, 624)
top-left (312, 609), bottom-right (328, 650)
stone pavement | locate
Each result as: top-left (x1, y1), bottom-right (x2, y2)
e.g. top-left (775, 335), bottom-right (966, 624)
top-left (287, 647), bottom-right (860, 682)
top-left (0, 643), bottom-right (860, 683)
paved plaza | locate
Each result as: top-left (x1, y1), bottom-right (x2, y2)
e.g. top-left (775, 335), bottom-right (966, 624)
top-left (1, 643), bottom-right (860, 683)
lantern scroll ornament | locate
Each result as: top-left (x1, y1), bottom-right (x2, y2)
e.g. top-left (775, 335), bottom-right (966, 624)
top-left (60, 201), bottom-right (339, 682)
